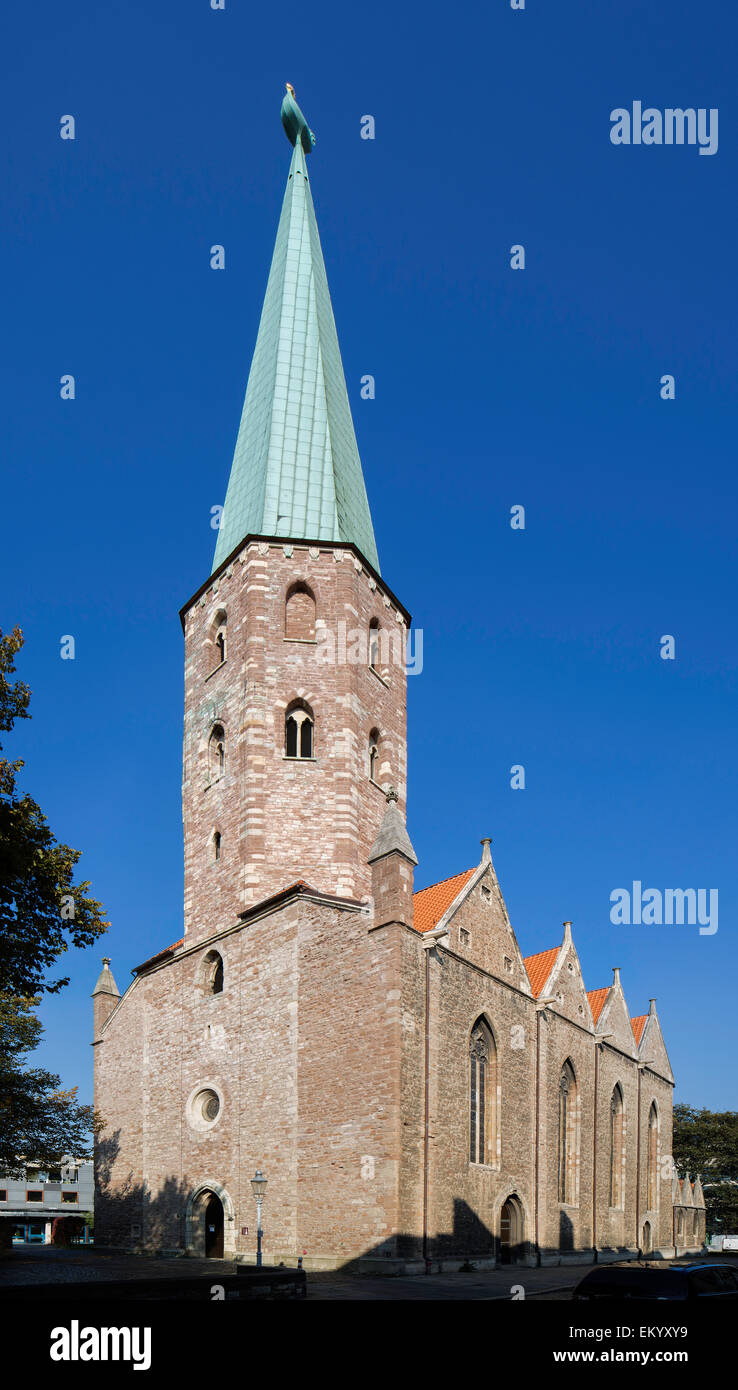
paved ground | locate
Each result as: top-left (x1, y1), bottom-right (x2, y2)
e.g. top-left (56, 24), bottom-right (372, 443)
top-left (1, 1247), bottom-right (733, 1300)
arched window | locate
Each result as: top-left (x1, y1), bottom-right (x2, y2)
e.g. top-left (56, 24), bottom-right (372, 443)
top-left (368, 619), bottom-right (380, 670)
top-left (368, 728), bottom-right (380, 782)
top-left (211, 610), bottom-right (227, 668)
top-left (609, 1084), bottom-right (624, 1208)
top-left (285, 583), bottom-right (316, 641)
top-left (647, 1102), bottom-right (659, 1211)
top-left (558, 1060), bottom-right (579, 1204)
top-left (285, 701), bottom-right (314, 759)
top-left (213, 830), bottom-right (222, 862)
top-left (208, 724), bottom-right (225, 782)
top-left (201, 950), bottom-right (224, 996)
top-left (469, 1018), bottom-right (497, 1166)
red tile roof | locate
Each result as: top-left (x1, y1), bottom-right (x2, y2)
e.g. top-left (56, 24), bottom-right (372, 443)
top-left (523, 946), bottom-right (560, 999)
top-left (133, 939), bottom-right (184, 974)
top-left (412, 868), bottom-right (476, 934)
top-left (631, 1015), bottom-right (648, 1045)
top-left (587, 987), bottom-right (610, 1024)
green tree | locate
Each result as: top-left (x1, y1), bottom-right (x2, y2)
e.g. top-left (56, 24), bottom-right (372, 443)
top-left (0, 994), bottom-right (97, 1177)
top-left (0, 627), bottom-right (108, 1175)
top-left (673, 1103), bottom-right (738, 1235)
top-left (0, 625), bottom-right (108, 996)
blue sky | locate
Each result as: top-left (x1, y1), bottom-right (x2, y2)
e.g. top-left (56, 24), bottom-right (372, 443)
top-left (2, 0), bottom-right (736, 1110)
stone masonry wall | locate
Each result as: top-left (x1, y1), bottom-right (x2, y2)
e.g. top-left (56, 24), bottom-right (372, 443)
top-left (181, 540), bottom-right (409, 943)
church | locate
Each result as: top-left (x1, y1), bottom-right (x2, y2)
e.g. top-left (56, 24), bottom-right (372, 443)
top-left (92, 88), bottom-right (704, 1271)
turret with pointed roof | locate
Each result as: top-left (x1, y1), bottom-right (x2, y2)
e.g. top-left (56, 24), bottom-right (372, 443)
top-left (213, 86), bottom-right (379, 575)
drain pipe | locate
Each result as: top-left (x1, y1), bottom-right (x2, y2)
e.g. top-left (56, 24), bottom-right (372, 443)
top-left (421, 927), bottom-right (449, 1267)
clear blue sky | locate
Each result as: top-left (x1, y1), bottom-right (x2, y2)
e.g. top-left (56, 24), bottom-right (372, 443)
top-left (2, 1), bottom-right (736, 1111)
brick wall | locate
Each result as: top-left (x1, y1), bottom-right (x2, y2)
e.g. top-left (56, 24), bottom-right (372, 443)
top-left (181, 539), bottom-right (409, 942)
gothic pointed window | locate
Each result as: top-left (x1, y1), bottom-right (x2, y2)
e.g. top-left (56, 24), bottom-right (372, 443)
top-left (647, 1102), bottom-right (659, 1211)
top-left (469, 1018), bottom-right (497, 1166)
top-left (285, 701), bottom-right (314, 760)
top-left (209, 724), bottom-right (225, 782)
top-left (285, 583), bottom-right (316, 641)
top-left (609, 1084), bottom-right (624, 1208)
top-left (558, 1060), bottom-right (578, 1204)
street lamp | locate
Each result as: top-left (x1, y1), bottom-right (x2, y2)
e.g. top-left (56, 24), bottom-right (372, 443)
top-left (250, 1169), bottom-right (267, 1268)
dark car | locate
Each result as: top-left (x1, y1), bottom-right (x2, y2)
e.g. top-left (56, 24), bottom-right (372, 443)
top-left (572, 1263), bottom-right (738, 1300)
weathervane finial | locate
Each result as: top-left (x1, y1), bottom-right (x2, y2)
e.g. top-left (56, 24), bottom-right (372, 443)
top-left (281, 83), bottom-right (316, 154)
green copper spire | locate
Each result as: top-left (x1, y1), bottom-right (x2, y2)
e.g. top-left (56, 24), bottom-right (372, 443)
top-left (212, 88), bottom-right (380, 574)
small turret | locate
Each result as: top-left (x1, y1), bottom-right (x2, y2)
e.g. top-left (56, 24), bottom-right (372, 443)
top-left (92, 957), bottom-right (120, 1039)
top-left (368, 788), bottom-right (418, 929)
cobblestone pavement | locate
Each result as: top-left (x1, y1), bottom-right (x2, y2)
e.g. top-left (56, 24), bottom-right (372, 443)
top-left (2, 1248), bottom-right (732, 1301)
top-left (0, 1248), bottom-right (578, 1298)
top-left (0, 1248), bottom-right (237, 1288)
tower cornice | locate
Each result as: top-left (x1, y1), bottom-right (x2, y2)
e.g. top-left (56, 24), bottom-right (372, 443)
top-left (179, 533), bottom-right (412, 631)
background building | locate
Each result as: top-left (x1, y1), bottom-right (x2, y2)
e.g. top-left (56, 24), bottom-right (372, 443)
top-left (0, 1159), bottom-right (93, 1246)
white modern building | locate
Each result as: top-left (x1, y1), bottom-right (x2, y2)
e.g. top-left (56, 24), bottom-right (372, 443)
top-left (0, 1159), bottom-right (94, 1244)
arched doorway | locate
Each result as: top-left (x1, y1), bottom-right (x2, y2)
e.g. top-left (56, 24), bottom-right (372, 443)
top-left (642, 1220), bottom-right (652, 1254)
top-left (204, 1193), bottom-right (224, 1258)
top-left (187, 1187), bottom-right (227, 1257)
top-left (499, 1195), bottom-right (524, 1264)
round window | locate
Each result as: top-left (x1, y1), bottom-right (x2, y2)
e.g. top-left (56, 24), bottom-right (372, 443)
top-left (188, 1086), bottom-right (222, 1130)
top-left (199, 1089), bottom-right (220, 1121)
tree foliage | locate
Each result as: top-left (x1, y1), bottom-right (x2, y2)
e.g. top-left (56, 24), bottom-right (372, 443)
top-left (673, 1103), bottom-right (738, 1182)
top-left (673, 1103), bottom-right (738, 1234)
top-left (0, 626), bottom-right (109, 996)
top-left (0, 993), bottom-right (98, 1176)
top-left (0, 627), bottom-right (107, 1175)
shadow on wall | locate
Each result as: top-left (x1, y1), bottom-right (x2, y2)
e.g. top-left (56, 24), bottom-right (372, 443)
top-left (559, 1210), bottom-right (574, 1252)
top-left (96, 1142), bottom-right (630, 1268)
top-left (95, 1131), bottom-right (194, 1252)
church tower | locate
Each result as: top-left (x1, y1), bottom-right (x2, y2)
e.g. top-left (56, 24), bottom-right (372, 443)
top-left (180, 88), bottom-right (410, 941)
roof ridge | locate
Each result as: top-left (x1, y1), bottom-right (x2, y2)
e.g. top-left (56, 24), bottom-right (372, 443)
top-left (414, 867), bottom-right (476, 897)
top-left (523, 944), bottom-right (560, 962)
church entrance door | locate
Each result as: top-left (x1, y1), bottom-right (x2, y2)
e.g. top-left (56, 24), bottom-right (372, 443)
top-left (499, 1196), bottom-right (524, 1264)
top-left (204, 1193), bottom-right (224, 1258)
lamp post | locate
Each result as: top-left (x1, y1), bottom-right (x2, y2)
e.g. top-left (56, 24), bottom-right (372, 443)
top-left (250, 1169), bottom-right (267, 1268)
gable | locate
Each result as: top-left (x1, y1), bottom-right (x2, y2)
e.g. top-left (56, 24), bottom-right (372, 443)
top-left (636, 1012), bottom-right (674, 1083)
top-left (419, 861), bottom-right (532, 994)
top-left (596, 979), bottom-right (638, 1056)
top-left (541, 932), bottom-right (594, 1028)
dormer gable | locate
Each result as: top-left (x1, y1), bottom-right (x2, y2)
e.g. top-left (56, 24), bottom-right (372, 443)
top-left (592, 968), bottom-right (638, 1056)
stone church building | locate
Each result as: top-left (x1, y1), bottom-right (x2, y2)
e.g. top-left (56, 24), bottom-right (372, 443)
top-left (93, 89), bottom-right (704, 1270)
